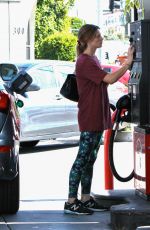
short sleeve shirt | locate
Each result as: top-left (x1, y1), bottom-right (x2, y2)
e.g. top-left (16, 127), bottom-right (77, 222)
top-left (76, 54), bottom-right (112, 132)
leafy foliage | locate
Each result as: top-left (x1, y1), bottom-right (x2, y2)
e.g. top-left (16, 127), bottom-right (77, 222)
top-left (35, 0), bottom-right (76, 59)
top-left (71, 17), bottom-right (85, 36)
top-left (104, 27), bottom-right (125, 40)
top-left (39, 32), bottom-right (77, 61)
top-left (125, 0), bottom-right (141, 12)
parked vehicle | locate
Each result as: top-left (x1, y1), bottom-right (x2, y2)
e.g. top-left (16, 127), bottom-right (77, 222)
top-left (101, 64), bottom-right (130, 86)
top-left (0, 63), bottom-right (32, 214)
top-left (15, 60), bottom-right (129, 148)
top-left (16, 60), bottom-right (79, 148)
top-left (102, 64), bottom-right (129, 110)
top-left (101, 64), bottom-right (129, 129)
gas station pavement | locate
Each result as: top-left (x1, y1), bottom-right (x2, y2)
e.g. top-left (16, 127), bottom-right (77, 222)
top-left (0, 137), bottom-right (150, 230)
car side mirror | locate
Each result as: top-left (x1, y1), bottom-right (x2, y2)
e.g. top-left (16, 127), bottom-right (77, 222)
top-left (0, 63), bottom-right (18, 81)
top-left (10, 70), bottom-right (33, 94)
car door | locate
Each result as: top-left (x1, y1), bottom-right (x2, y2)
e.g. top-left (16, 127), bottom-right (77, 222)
top-left (55, 63), bottom-right (79, 132)
top-left (19, 64), bottom-right (69, 139)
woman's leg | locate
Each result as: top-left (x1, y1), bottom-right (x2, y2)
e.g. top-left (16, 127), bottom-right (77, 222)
top-left (81, 132), bottom-right (103, 201)
top-left (68, 131), bottom-right (103, 202)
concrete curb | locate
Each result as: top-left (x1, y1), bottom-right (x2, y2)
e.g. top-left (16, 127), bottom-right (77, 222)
top-left (136, 227), bottom-right (150, 230)
top-left (93, 189), bottom-right (150, 230)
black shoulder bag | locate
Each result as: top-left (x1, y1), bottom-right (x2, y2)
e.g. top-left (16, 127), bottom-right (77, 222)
top-left (60, 74), bottom-right (79, 102)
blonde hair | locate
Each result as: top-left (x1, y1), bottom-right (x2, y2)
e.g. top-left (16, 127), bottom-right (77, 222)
top-left (77, 24), bottom-right (100, 56)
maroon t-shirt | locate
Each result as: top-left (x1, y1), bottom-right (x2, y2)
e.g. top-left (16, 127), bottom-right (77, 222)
top-left (76, 54), bottom-right (112, 132)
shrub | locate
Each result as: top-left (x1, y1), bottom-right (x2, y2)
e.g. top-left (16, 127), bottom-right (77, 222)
top-left (39, 32), bottom-right (77, 61)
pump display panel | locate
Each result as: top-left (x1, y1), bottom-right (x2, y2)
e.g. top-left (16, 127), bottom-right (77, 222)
top-left (128, 20), bottom-right (150, 126)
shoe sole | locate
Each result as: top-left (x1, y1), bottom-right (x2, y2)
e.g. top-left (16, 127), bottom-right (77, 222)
top-left (64, 210), bottom-right (93, 215)
top-left (88, 208), bottom-right (109, 212)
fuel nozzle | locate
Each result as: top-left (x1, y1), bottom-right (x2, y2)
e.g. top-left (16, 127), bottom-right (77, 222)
top-left (129, 35), bottom-right (136, 56)
top-left (129, 37), bottom-right (134, 44)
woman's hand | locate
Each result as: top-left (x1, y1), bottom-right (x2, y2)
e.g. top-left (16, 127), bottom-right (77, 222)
top-left (125, 45), bottom-right (135, 66)
top-left (103, 45), bottom-right (135, 84)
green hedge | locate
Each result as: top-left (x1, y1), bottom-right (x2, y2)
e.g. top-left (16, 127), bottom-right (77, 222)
top-left (39, 32), bottom-right (77, 61)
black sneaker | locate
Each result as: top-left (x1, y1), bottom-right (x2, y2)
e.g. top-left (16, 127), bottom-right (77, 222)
top-left (64, 199), bottom-right (94, 215)
top-left (82, 197), bottom-right (108, 212)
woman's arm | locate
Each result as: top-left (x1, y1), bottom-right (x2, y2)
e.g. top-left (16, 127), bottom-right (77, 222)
top-left (103, 46), bottom-right (135, 84)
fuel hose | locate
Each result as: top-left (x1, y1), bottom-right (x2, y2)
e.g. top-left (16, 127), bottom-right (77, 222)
top-left (108, 99), bottom-right (134, 182)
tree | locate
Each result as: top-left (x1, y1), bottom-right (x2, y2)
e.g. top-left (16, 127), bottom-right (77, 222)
top-left (109, 0), bottom-right (142, 13)
top-left (70, 17), bottom-right (85, 36)
top-left (35, 0), bottom-right (75, 58)
top-left (125, 0), bottom-right (141, 12)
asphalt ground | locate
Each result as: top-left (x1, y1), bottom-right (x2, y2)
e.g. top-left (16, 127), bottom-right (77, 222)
top-left (1, 136), bottom-right (148, 230)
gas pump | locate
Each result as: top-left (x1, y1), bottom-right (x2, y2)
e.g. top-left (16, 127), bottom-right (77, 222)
top-left (128, 20), bottom-right (150, 199)
top-left (107, 20), bottom-right (150, 199)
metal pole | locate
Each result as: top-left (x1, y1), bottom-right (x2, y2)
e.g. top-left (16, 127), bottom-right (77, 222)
top-left (96, 0), bottom-right (103, 60)
top-left (104, 111), bottom-right (117, 190)
top-left (104, 130), bottom-right (114, 190)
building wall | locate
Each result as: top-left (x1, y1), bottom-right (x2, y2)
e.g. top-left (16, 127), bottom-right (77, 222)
top-left (0, 0), bottom-right (37, 61)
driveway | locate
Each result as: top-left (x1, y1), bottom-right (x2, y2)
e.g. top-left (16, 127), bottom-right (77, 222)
top-left (0, 138), bottom-right (134, 229)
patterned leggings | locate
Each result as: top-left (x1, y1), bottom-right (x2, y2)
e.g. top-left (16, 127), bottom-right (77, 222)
top-left (68, 131), bottom-right (103, 198)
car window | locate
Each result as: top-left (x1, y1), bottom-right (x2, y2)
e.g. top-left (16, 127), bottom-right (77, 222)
top-left (55, 64), bottom-right (75, 87)
top-left (0, 79), bottom-right (5, 90)
top-left (56, 65), bottom-right (74, 74)
top-left (27, 65), bottom-right (57, 89)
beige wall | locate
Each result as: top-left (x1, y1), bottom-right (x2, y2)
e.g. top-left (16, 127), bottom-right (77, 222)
top-left (0, 0), bottom-right (37, 61)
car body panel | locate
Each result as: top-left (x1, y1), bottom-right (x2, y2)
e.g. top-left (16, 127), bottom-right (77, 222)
top-left (101, 64), bottom-right (129, 108)
top-left (19, 89), bottom-right (69, 138)
top-left (0, 62), bottom-right (33, 214)
top-left (0, 90), bottom-right (20, 180)
top-left (101, 64), bottom-right (130, 86)
top-left (16, 60), bottom-right (79, 142)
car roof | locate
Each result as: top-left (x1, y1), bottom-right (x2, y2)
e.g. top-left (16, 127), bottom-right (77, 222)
top-left (16, 59), bottom-right (74, 67)
top-left (0, 59), bottom-right (75, 72)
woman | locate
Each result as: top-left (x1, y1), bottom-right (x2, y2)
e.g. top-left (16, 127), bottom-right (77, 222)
top-left (64, 24), bottom-right (134, 215)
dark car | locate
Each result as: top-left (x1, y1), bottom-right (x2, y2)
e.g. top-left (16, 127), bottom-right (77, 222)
top-left (0, 63), bottom-right (32, 213)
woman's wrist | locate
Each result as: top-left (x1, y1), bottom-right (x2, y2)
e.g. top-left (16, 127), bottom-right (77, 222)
top-left (123, 62), bottom-right (131, 69)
